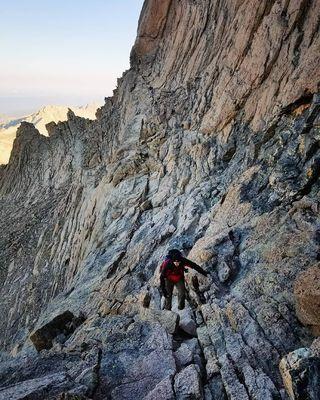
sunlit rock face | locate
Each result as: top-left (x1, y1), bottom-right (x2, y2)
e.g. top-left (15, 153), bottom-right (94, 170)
top-left (0, 0), bottom-right (320, 399)
top-left (0, 103), bottom-right (99, 165)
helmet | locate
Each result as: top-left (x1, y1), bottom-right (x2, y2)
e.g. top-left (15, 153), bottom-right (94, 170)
top-left (167, 249), bottom-right (183, 261)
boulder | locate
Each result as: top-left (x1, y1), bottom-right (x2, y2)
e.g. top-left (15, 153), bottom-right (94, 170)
top-left (0, 372), bottom-right (69, 400)
top-left (174, 364), bottom-right (203, 400)
top-left (174, 338), bottom-right (202, 371)
top-left (96, 321), bottom-right (176, 399)
top-left (177, 307), bottom-right (197, 337)
top-left (174, 343), bottom-right (193, 369)
top-left (179, 317), bottom-right (197, 337)
top-left (143, 376), bottom-right (175, 400)
top-left (279, 347), bottom-right (320, 400)
top-left (174, 305), bottom-right (197, 337)
top-left (140, 308), bottom-right (179, 334)
top-left (294, 265), bottom-right (320, 335)
top-left (30, 311), bottom-right (85, 351)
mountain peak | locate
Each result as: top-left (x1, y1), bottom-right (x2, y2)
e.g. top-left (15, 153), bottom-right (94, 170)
top-left (0, 103), bottom-right (101, 164)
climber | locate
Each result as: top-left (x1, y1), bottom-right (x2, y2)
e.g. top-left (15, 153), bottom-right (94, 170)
top-left (160, 249), bottom-right (208, 310)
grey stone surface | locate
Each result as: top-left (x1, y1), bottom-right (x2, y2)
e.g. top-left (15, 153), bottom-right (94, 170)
top-left (174, 364), bottom-right (203, 400)
top-left (177, 308), bottom-right (197, 337)
top-left (0, 1), bottom-right (320, 399)
top-left (140, 308), bottom-right (179, 334)
top-left (174, 343), bottom-right (194, 370)
top-left (95, 321), bottom-right (177, 399)
top-left (279, 347), bottom-right (320, 400)
top-left (0, 372), bottom-right (69, 400)
top-left (143, 376), bottom-right (175, 400)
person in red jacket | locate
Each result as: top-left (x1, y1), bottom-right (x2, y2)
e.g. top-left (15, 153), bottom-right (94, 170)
top-left (160, 249), bottom-right (208, 310)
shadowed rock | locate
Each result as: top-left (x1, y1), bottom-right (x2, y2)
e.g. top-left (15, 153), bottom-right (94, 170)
top-left (279, 347), bottom-right (320, 400)
top-left (30, 311), bottom-right (85, 351)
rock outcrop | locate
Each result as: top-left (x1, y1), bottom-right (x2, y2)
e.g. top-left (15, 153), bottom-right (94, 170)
top-left (30, 311), bottom-right (85, 351)
top-left (0, 0), bottom-right (320, 399)
top-left (0, 103), bottom-right (99, 165)
top-left (279, 342), bottom-right (320, 400)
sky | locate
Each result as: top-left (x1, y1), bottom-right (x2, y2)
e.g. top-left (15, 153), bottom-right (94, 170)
top-left (0, 0), bottom-right (144, 116)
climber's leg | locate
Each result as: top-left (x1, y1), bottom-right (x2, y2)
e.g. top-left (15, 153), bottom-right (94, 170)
top-left (164, 280), bottom-right (174, 310)
top-left (176, 279), bottom-right (186, 310)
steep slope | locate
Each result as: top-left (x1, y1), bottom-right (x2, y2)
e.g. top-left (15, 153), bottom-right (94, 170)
top-left (0, 103), bottom-right (100, 165)
top-left (0, 1), bottom-right (320, 399)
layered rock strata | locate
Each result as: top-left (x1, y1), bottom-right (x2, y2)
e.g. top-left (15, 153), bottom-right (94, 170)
top-left (0, 0), bottom-right (320, 399)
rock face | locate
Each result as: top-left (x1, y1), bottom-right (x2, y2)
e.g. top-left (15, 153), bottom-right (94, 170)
top-left (0, 0), bottom-right (320, 399)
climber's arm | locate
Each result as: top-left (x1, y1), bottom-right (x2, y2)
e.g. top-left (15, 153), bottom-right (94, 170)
top-left (183, 257), bottom-right (208, 276)
top-left (159, 260), bottom-right (170, 297)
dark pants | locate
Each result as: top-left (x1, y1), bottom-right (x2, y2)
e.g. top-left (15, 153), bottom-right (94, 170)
top-left (164, 278), bottom-right (186, 310)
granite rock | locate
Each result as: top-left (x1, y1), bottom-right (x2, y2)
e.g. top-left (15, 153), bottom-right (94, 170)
top-left (294, 265), bottom-right (320, 335)
top-left (0, 0), bottom-right (320, 399)
top-left (279, 347), bottom-right (320, 400)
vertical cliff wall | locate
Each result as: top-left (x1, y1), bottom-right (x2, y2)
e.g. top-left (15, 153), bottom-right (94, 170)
top-left (0, 1), bottom-right (320, 399)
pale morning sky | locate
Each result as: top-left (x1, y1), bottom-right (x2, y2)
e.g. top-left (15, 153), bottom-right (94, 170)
top-left (0, 0), bottom-right (144, 116)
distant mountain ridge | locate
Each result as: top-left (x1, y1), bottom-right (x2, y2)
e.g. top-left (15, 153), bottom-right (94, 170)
top-left (0, 114), bottom-right (11, 123)
top-left (0, 103), bottom-right (100, 164)
top-left (0, 1), bottom-right (319, 399)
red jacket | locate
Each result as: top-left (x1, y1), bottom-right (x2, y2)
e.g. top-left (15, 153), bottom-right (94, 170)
top-left (160, 257), bottom-right (207, 285)
top-left (160, 258), bottom-right (185, 283)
